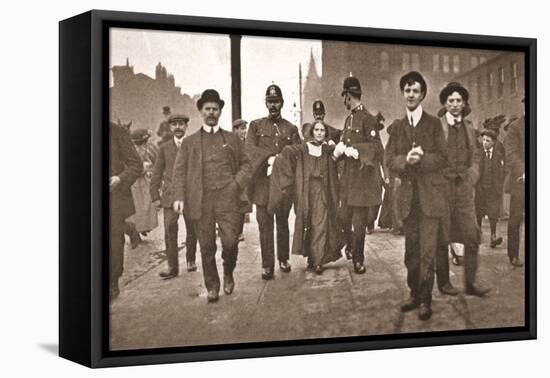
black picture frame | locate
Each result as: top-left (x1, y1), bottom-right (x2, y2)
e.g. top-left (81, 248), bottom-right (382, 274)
top-left (59, 9), bottom-right (537, 368)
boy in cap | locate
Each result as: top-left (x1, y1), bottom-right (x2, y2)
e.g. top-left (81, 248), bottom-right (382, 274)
top-left (475, 128), bottom-right (505, 248)
top-left (150, 113), bottom-right (199, 279)
top-left (172, 90), bottom-right (251, 302)
top-left (333, 75), bottom-right (384, 274)
top-left (435, 82), bottom-right (490, 299)
top-left (385, 71), bottom-right (448, 320)
top-left (246, 84), bottom-right (301, 280)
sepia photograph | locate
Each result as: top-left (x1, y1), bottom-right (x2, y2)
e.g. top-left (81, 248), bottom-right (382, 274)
top-left (107, 26), bottom-right (527, 352)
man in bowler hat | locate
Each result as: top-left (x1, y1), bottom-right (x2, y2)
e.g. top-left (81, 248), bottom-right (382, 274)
top-left (385, 71), bottom-right (448, 320)
top-left (333, 75), bottom-right (384, 274)
top-left (435, 82), bottom-right (490, 298)
top-left (150, 113), bottom-right (199, 279)
top-left (246, 84), bottom-right (301, 280)
top-left (172, 90), bottom-right (251, 302)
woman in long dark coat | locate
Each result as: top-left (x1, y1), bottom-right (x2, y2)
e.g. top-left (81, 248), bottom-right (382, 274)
top-left (268, 121), bottom-right (343, 274)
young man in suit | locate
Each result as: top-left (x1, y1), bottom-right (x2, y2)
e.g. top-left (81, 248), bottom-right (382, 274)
top-left (172, 90), bottom-right (251, 303)
top-left (246, 84), bottom-right (301, 280)
top-left (150, 113), bottom-right (199, 280)
top-left (109, 122), bottom-right (143, 300)
top-left (476, 129), bottom-right (505, 248)
top-left (333, 76), bottom-right (384, 274)
top-left (385, 71), bottom-right (448, 320)
top-left (435, 82), bottom-right (490, 298)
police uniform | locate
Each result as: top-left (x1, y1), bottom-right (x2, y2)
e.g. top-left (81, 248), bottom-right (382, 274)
top-left (246, 85), bottom-right (301, 277)
top-left (338, 77), bottom-right (384, 273)
top-left (302, 100), bottom-right (341, 143)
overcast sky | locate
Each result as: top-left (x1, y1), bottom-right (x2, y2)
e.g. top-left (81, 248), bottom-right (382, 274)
top-left (110, 28), bottom-right (322, 128)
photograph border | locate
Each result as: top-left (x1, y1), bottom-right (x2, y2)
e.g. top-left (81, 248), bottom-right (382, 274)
top-left (59, 9), bottom-right (537, 368)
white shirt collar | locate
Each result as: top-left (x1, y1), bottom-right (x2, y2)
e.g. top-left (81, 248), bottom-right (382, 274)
top-left (406, 105), bottom-right (423, 127)
top-left (174, 135), bottom-right (184, 146)
top-left (445, 112), bottom-right (462, 126)
top-left (202, 124), bottom-right (220, 134)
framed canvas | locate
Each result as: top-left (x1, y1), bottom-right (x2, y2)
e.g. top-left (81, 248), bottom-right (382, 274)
top-left (59, 9), bottom-right (536, 368)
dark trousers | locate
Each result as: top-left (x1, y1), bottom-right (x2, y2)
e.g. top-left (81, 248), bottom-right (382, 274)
top-left (163, 208), bottom-right (198, 272)
top-left (196, 187), bottom-right (241, 292)
top-left (403, 194), bottom-right (441, 306)
top-left (437, 179), bottom-right (481, 288)
top-left (340, 205), bottom-right (369, 264)
top-left (476, 189), bottom-right (501, 236)
top-left (366, 205), bottom-right (380, 230)
top-left (507, 186), bottom-right (524, 259)
top-left (256, 199), bottom-right (292, 269)
top-left (110, 213), bottom-right (125, 287)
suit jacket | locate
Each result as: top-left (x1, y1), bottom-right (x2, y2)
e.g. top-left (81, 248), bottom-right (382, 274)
top-left (109, 123), bottom-right (143, 219)
top-left (504, 116), bottom-right (525, 194)
top-left (246, 116), bottom-right (301, 206)
top-left (338, 105), bottom-right (384, 207)
top-left (476, 146), bottom-right (505, 197)
top-left (439, 115), bottom-right (481, 186)
top-left (172, 128), bottom-right (251, 220)
top-left (150, 138), bottom-right (180, 208)
top-left (385, 111), bottom-right (448, 219)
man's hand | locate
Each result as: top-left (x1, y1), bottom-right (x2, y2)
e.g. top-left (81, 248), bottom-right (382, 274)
top-left (109, 176), bottom-right (121, 192)
top-left (327, 140), bottom-right (336, 146)
top-left (333, 142), bottom-right (346, 158)
top-left (411, 145), bottom-right (424, 156)
top-left (173, 200), bottom-right (184, 214)
top-left (406, 149), bottom-right (421, 165)
top-left (344, 146), bottom-right (359, 159)
top-left (153, 200), bottom-right (162, 210)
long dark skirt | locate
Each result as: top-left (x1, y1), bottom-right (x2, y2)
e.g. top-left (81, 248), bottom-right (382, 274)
top-left (308, 177), bottom-right (330, 266)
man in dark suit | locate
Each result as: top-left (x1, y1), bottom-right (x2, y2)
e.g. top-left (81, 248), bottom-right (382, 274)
top-left (150, 113), bottom-right (199, 279)
top-left (333, 76), bottom-right (384, 274)
top-left (172, 90), bottom-right (251, 303)
top-left (504, 99), bottom-right (525, 267)
top-left (435, 82), bottom-right (489, 298)
top-left (476, 129), bottom-right (505, 248)
top-left (246, 84), bottom-right (301, 280)
top-left (302, 99), bottom-right (341, 143)
top-left (385, 71), bottom-right (448, 320)
top-left (109, 122), bottom-right (143, 300)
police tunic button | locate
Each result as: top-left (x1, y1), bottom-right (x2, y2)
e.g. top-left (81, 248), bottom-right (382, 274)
top-left (275, 133), bottom-right (279, 136)
top-left (347, 138), bottom-right (351, 143)
top-left (371, 130), bottom-right (376, 137)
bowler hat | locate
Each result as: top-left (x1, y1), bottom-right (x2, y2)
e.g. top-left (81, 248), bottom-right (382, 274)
top-left (168, 113), bottom-right (189, 123)
top-left (265, 84), bottom-right (283, 100)
top-left (312, 99), bottom-right (325, 114)
top-left (439, 82), bottom-right (470, 105)
top-left (341, 76), bottom-right (362, 96)
top-left (399, 71), bottom-right (427, 96)
top-left (196, 89), bottom-right (225, 110)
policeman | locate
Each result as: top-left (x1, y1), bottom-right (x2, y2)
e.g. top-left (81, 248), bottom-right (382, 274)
top-left (246, 84), bottom-right (301, 280)
top-left (333, 76), bottom-right (384, 274)
top-left (302, 99), bottom-right (341, 143)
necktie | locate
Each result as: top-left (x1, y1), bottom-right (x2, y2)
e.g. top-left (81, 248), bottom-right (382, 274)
top-left (409, 115), bottom-right (414, 127)
top-left (486, 150), bottom-right (491, 160)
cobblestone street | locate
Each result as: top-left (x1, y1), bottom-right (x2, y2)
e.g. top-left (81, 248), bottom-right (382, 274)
top-left (111, 210), bottom-right (525, 351)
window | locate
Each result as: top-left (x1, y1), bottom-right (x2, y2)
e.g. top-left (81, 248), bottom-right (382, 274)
top-left (497, 66), bottom-right (505, 98)
top-left (380, 51), bottom-right (389, 71)
top-left (471, 56), bottom-right (479, 68)
top-left (402, 53), bottom-right (410, 71)
top-left (381, 79), bottom-right (390, 97)
top-left (412, 53), bottom-right (420, 71)
top-left (476, 76), bottom-right (482, 104)
top-left (433, 54), bottom-right (440, 72)
top-left (511, 62), bottom-right (518, 93)
top-left (487, 72), bottom-right (494, 100)
top-left (443, 55), bottom-right (450, 73)
top-left (453, 55), bottom-right (460, 73)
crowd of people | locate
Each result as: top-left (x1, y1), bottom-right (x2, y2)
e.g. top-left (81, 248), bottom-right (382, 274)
top-left (109, 70), bottom-right (525, 321)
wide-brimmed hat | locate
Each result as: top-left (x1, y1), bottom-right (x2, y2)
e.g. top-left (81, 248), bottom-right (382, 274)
top-left (196, 89), bottom-right (225, 110)
top-left (439, 82), bottom-right (470, 105)
top-left (399, 71), bottom-right (427, 95)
